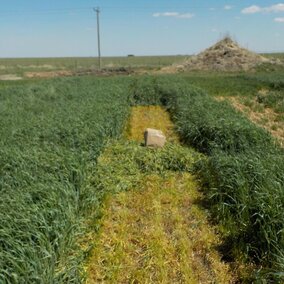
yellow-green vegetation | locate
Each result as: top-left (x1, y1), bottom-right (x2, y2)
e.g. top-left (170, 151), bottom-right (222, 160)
top-left (126, 105), bottom-right (179, 143)
top-left (0, 76), bottom-right (131, 283)
top-left (136, 77), bottom-right (284, 281)
top-left (85, 106), bottom-right (234, 283)
top-left (87, 173), bottom-right (233, 284)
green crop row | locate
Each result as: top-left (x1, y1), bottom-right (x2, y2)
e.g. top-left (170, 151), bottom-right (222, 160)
top-left (1, 74), bottom-right (283, 283)
top-left (247, 73), bottom-right (284, 91)
top-left (0, 76), bottom-right (130, 283)
top-left (175, 72), bottom-right (284, 115)
top-left (130, 76), bottom-right (284, 282)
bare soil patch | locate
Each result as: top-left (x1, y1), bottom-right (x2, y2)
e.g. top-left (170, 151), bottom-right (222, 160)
top-left (24, 67), bottom-right (133, 79)
top-left (25, 70), bottom-right (73, 79)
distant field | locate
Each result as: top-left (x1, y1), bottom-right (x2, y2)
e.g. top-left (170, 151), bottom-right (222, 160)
top-left (262, 53), bottom-right (284, 60)
top-left (1, 53), bottom-right (284, 77)
top-left (0, 55), bottom-right (189, 75)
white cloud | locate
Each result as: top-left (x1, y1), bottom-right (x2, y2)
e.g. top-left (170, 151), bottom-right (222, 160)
top-left (153, 12), bottom-right (179, 17)
top-left (153, 12), bottom-right (194, 19)
top-left (266, 3), bottom-right (284, 12)
top-left (242, 5), bottom-right (262, 14)
top-left (224, 5), bottom-right (233, 10)
top-left (209, 8), bottom-right (216, 11)
top-left (211, 28), bottom-right (218, 33)
top-left (242, 3), bottom-right (284, 14)
top-left (275, 17), bottom-right (284, 22)
top-left (177, 13), bottom-right (195, 19)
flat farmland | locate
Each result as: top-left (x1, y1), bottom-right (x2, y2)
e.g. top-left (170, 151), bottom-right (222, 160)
top-left (1, 1), bottom-right (284, 281)
top-left (0, 66), bottom-right (284, 283)
top-left (0, 55), bottom-right (189, 76)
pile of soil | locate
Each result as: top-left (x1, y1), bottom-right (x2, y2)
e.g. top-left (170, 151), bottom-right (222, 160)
top-left (170, 37), bottom-right (280, 72)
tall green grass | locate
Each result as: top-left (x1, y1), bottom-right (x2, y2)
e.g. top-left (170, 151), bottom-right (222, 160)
top-left (0, 76), bottom-right (130, 283)
top-left (257, 91), bottom-right (284, 113)
top-left (181, 73), bottom-right (266, 98)
top-left (130, 76), bottom-right (284, 282)
top-left (1, 74), bottom-right (283, 282)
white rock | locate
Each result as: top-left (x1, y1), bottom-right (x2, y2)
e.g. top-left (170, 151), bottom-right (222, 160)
top-left (144, 128), bottom-right (166, 148)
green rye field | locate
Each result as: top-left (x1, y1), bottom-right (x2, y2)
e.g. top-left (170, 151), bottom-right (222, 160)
top-left (0, 58), bottom-right (284, 283)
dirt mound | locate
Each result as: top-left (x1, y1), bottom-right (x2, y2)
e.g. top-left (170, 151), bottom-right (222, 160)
top-left (171, 37), bottom-right (279, 72)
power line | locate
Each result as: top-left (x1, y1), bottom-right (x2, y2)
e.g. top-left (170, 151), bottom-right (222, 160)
top-left (0, 4), bottom-right (216, 15)
top-left (0, 7), bottom-right (93, 15)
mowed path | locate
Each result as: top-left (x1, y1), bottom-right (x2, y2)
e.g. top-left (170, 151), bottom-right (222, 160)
top-left (86, 106), bottom-right (234, 283)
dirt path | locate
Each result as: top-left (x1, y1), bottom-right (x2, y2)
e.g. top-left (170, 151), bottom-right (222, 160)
top-left (85, 106), bottom-right (234, 283)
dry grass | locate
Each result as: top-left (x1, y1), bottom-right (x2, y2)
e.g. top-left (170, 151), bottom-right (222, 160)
top-left (25, 70), bottom-right (73, 78)
top-left (86, 174), bottom-right (233, 284)
top-left (126, 105), bottom-right (179, 143)
top-left (85, 106), bottom-right (235, 283)
top-left (0, 74), bottom-right (22, 81)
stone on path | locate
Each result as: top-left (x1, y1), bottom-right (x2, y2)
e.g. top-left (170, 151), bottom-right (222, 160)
top-left (144, 128), bottom-right (166, 148)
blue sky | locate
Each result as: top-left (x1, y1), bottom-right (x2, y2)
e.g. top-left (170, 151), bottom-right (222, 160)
top-left (0, 0), bottom-right (284, 57)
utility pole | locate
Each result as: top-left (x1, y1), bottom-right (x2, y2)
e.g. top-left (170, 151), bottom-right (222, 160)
top-left (94, 7), bottom-right (102, 69)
